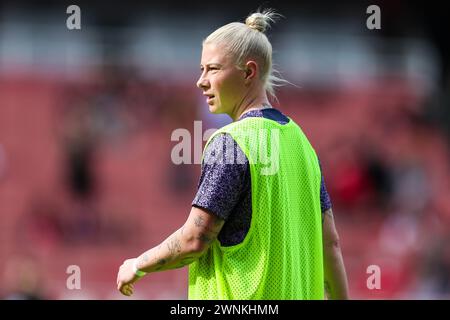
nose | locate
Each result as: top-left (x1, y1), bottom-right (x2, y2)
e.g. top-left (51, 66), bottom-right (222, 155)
top-left (196, 74), bottom-right (209, 90)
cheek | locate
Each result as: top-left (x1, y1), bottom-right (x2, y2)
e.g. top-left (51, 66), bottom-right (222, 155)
top-left (210, 77), bottom-right (227, 101)
top-left (216, 74), bottom-right (243, 101)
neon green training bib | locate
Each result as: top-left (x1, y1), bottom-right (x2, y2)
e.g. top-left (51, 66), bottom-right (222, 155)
top-left (189, 116), bottom-right (324, 299)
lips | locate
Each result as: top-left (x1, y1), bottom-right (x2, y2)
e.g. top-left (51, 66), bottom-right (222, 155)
top-left (204, 94), bottom-right (215, 104)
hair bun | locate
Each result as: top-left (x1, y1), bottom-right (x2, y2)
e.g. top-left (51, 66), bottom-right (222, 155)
top-left (245, 9), bottom-right (281, 33)
top-left (245, 13), bottom-right (269, 33)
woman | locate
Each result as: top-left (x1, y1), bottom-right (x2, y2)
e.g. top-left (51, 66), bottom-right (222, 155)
top-left (117, 9), bottom-right (349, 300)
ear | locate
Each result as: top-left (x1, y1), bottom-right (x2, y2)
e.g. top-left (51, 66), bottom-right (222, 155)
top-left (244, 61), bottom-right (258, 83)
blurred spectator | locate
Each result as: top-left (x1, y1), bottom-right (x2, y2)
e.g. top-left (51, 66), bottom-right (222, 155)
top-left (413, 234), bottom-right (450, 299)
top-left (2, 255), bottom-right (47, 300)
top-left (423, 85), bottom-right (450, 147)
top-left (88, 66), bottom-right (131, 142)
top-left (328, 142), bottom-right (373, 211)
top-left (62, 104), bottom-right (98, 200)
top-left (15, 199), bottom-right (64, 256)
top-left (60, 104), bottom-right (101, 243)
top-left (123, 71), bottom-right (161, 130)
top-left (360, 144), bottom-right (394, 211)
top-left (60, 65), bottom-right (137, 200)
top-left (378, 208), bottom-right (421, 258)
top-left (391, 158), bottom-right (430, 214)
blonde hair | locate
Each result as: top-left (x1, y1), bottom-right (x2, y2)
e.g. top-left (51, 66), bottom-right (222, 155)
top-left (203, 9), bottom-right (287, 99)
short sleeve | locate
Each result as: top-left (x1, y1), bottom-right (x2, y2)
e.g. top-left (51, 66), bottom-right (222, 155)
top-left (192, 133), bottom-right (249, 221)
top-left (318, 159), bottom-right (333, 212)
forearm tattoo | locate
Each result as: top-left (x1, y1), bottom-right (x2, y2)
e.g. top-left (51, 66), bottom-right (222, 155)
top-left (153, 232), bottom-right (185, 271)
top-left (194, 216), bottom-right (205, 227)
top-left (197, 233), bottom-right (213, 245)
top-left (151, 215), bottom-right (224, 271)
top-left (167, 237), bottom-right (182, 256)
top-left (195, 214), bottom-right (223, 234)
top-left (155, 258), bottom-right (167, 271)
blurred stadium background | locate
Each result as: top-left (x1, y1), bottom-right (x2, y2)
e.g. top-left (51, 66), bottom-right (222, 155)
top-left (0, 0), bottom-right (449, 299)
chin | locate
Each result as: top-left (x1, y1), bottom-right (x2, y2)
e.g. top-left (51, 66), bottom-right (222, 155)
top-left (208, 104), bottom-right (221, 114)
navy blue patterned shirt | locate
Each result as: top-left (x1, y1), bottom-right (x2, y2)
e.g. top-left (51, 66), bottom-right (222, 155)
top-left (192, 108), bottom-right (332, 246)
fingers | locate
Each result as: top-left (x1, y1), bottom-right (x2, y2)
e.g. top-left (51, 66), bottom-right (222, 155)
top-left (118, 282), bottom-right (134, 296)
top-left (117, 259), bottom-right (136, 296)
top-left (123, 284), bottom-right (133, 296)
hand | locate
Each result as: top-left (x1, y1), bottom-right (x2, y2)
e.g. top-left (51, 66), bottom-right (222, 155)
top-left (117, 258), bottom-right (142, 296)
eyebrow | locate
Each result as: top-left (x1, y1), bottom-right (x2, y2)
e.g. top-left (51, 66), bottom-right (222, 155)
top-left (200, 63), bottom-right (223, 68)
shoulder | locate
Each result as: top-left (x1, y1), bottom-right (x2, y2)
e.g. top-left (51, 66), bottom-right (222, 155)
top-left (205, 132), bottom-right (234, 154)
top-left (203, 132), bottom-right (248, 166)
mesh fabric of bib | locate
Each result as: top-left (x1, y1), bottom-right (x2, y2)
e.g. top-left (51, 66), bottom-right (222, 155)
top-left (189, 117), bottom-right (324, 300)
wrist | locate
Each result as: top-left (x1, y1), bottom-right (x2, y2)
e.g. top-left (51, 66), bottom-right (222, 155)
top-left (133, 258), bottom-right (147, 277)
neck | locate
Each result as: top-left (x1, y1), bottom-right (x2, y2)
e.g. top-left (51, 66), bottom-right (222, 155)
top-left (229, 90), bottom-right (271, 122)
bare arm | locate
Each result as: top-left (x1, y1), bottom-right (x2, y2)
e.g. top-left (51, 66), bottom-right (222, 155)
top-left (117, 206), bottom-right (224, 295)
top-left (135, 206), bottom-right (225, 273)
top-left (322, 208), bottom-right (349, 299)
